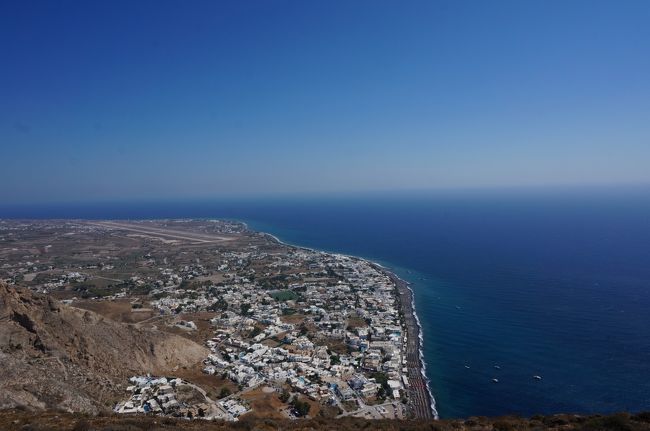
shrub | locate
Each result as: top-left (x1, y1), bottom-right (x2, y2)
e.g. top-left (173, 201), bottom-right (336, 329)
top-left (219, 387), bottom-right (232, 398)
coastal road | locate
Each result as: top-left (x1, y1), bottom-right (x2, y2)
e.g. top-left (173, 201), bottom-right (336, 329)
top-left (392, 274), bottom-right (436, 420)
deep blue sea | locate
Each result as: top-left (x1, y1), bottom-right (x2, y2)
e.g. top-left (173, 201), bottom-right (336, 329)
top-left (2, 187), bottom-right (650, 418)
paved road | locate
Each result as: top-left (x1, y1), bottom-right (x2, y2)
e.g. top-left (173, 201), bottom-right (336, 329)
top-left (181, 381), bottom-right (229, 420)
top-left (338, 400), bottom-right (404, 419)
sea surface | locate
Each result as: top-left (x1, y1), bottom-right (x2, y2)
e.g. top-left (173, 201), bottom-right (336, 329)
top-left (2, 186), bottom-right (650, 418)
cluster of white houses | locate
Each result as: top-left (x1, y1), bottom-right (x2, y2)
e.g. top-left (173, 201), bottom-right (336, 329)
top-left (150, 249), bottom-right (411, 416)
top-left (114, 376), bottom-right (214, 419)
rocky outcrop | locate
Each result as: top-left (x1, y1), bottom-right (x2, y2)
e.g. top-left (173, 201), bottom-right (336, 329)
top-left (0, 282), bottom-right (207, 412)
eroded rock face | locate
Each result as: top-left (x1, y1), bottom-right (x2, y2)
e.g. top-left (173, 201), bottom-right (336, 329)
top-left (0, 282), bottom-right (207, 412)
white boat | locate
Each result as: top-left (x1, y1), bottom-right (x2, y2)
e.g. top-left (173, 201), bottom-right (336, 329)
top-left (492, 378), bottom-right (499, 383)
top-left (533, 375), bottom-right (542, 380)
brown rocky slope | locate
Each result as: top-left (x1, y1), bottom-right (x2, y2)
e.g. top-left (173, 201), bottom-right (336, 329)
top-left (0, 282), bottom-right (207, 412)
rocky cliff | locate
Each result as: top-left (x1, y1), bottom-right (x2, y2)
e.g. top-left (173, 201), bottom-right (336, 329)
top-left (0, 282), bottom-right (207, 412)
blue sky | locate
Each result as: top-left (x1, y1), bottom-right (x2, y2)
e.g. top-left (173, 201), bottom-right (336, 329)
top-left (1, 0), bottom-right (649, 203)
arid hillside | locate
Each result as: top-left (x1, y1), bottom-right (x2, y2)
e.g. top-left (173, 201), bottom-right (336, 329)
top-left (0, 282), bottom-right (207, 412)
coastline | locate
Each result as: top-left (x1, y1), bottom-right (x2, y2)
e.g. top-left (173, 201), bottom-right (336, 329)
top-left (380, 267), bottom-right (438, 420)
top-left (254, 228), bottom-right (438, 419)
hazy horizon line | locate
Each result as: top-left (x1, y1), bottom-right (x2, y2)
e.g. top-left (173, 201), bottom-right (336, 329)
top-left (2, 181), bottom-right (650, 208)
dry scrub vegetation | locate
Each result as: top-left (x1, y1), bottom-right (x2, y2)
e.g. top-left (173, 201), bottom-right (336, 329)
top-left (1, 410), bottom-right (650, 431)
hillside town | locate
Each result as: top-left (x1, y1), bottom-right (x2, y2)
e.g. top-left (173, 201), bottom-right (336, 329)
top-left (125, 248), bottom-right (412, 420)
top-left (0, 219), bottom-right (432, 420)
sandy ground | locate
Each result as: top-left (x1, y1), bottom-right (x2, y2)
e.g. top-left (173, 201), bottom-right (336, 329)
top-left (73, 299), bottom-right (156, 324)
